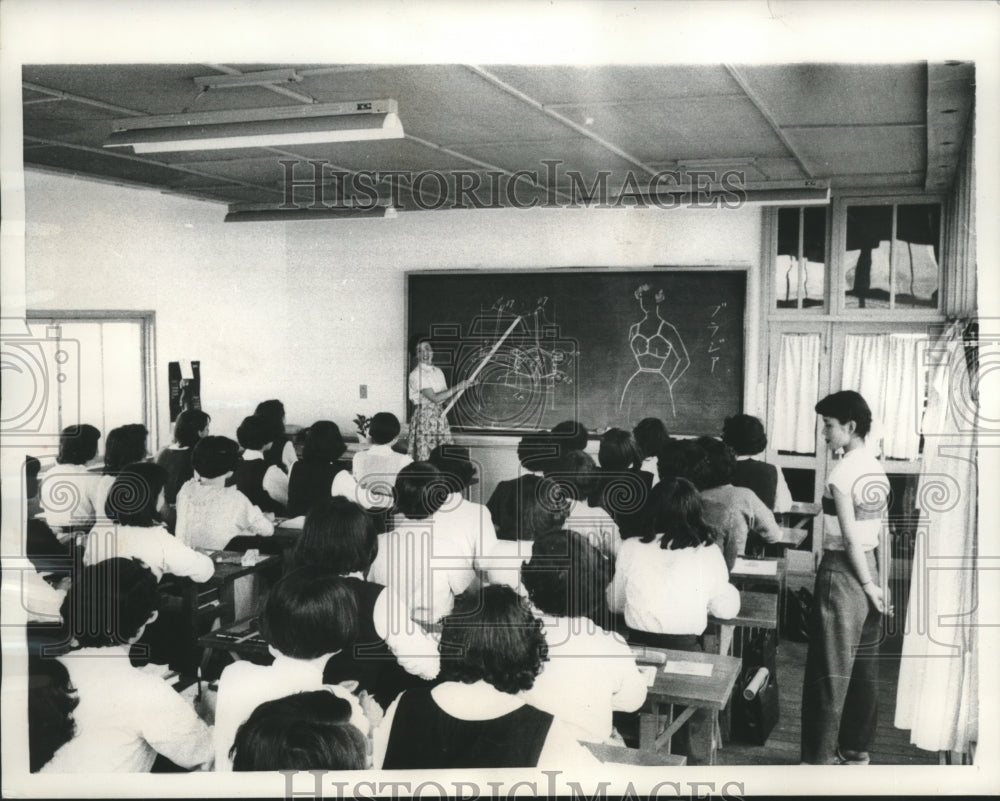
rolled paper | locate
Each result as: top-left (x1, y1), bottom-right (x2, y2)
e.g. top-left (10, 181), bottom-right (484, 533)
top-left (743, 666), bottom-right (769, 700)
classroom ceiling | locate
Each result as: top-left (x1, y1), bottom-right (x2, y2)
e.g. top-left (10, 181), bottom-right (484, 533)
top-left (21, 63), bottom-right (975, 214)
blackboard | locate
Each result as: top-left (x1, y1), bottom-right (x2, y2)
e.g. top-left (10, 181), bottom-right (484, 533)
top-left (406, 269), bottom-right (745, 435)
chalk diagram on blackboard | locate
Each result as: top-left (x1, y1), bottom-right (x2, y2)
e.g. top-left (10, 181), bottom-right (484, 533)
top-left (619, 284), bottom-right (691, 418)
top-left (453, 297), bottom-right (578, 428)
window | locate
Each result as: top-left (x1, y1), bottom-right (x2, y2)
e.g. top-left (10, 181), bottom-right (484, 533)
top-left (843, 202), bottom-right (941, 311)
top-left (775, 207), bottom-right (827, 310)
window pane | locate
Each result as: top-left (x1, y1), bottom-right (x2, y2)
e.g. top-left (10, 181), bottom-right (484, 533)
top-left (775, 207), bottom-right (799, 308)
top-left (844, 205), bottom-right (892, 309)
top-left (894, 204), bottom-right (940, 309)
top-left (802, 207), bottom-right (826, 307)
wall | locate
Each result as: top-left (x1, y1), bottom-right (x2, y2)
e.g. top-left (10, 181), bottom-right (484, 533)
top-left (25, 170), bottom-right (764, 493)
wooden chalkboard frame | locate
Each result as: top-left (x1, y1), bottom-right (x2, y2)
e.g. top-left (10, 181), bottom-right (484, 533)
top-left (405, 266), bottom-right (750, 437)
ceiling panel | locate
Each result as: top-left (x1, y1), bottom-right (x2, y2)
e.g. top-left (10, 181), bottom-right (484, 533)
top-left (787, 126), bottom-right (926, 177)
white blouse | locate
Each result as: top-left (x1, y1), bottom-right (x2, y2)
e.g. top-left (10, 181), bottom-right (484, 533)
top-left (408, 364), bottom-right (447, 405)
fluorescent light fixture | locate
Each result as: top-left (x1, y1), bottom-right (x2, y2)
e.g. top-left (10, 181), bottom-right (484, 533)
top-left (650, 183), bottom-right (830, 207)
top-left (224, 204), bottom-right (398, 222)
top-left (104, 100), bottom-right (403, 154)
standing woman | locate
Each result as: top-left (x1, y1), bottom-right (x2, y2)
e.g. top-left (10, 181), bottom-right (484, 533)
top-left (407, 336), bottom-right (475, 461)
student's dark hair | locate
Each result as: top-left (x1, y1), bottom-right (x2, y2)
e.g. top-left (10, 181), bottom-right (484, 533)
top-left (517, 430), bottom-right (556, 471)
top-left (255, 400), bottom-right (287, 442)
top-left (815, 390), bottom-right (873, 439)
top-left (368, 412), bottom-right (401, 445)
top-left (192, 436), bottom-right (240, 479)
top-left (25, 455), bottom-right (42, 500)
top-left (29, 654), bottom-right (78, 772)
top-left (230, 690), bottom-right (367, 772)
top-left (105, 462), bottom-right (166, 526)
top-left (644, 477), bottom-right (718, 549)
top-left (689, 436), bottom-right (736, 491)
top-left (236, 414), bottom-right (271, 451)
top-left (57, 424), bottom-right (101, 466)
top-left (172, 409), bottom-right (210, 448)
top-left (544, 449), bottom-right (598, 501)
top-left (438, 585), bottom-right (548, 694)
top-left (27, 518), bottom-right (70, 573)
top-left (292, 497), bottom-right (378, 575)
top-left (598, 428), bottom-right (643, 471)
top-left (61, 558), bottom-right (159, 647)
top-left (259, 567), bottom-right (358, 659)
top-left (302, 420), bottom-right (347, 462)
top-left (102, 424), bottom-right (149, 474)
top-left (633, 417), bottom-right (670, 460)
top-left (657, 438), bottom-right (699, 482)
top-left (521, 529), bottom-right (613, 618)
top-left (427, 444), bottom-right (476, 493)
top-left (516, 476), bottom-right (570, 541)
top-left (394, 462), bottom-right (448, 520)
top-left (722, 414), bottom-right (767, 456)
top-left (550, 420), bottom-right (588, 458)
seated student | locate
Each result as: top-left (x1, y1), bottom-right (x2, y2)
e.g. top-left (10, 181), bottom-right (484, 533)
top-left (288, 497), bottom-right (439, 707)
top-left (427, 444), bottom-right (497, 570)
top-left (545, 450), bottom-right (622, 559)
top-left (520, 529), bottom-right (648, 743)
top-left (39, 424), bottom-right (102, 538)
top-left (176, 436), bottom-right (274, 552)
top-left (373, 584), bottom-right (599, 769)
top-left (25, 454), bottom-right (43, 520)
top-left (487, 430), bottom-right (554, 541)
top-left (483, 476), bottom-right (570, 592)
top-left (83, 462), bottom-right (214, 582)
top-left (690, 436), bottom-right (782, 569)
top-left (28, 654), bottom-right (79, 772)
top-left (90, 424), bottom-right (149, 527)
top-left (155, 409), bottom-right (210, 511)
top-left (352, 412), bottom-right (413, 495)
top-left (255, 399), bottom-right (297, 473)
top-left (609, 478), bottom-right (740, 765)
top-left (550, 419), bottom-right (589, 461)
top-left (591, 428), bottom-right (653, 540)
top-left (368, 463), bottom-right (476, 626)
top-left (214, 567), bottom-right (369, 771)
top-left (43, 558), bottom-right (213, 772)
top-left (722, 414), bottom-right (792, 513)
top-left (633, 417), bottom-right (670, 488)
top-left (287, 421), bottom-right (363, 517)
top-left (233, 414), bottom-right (288, 514)
top-left (230, 690), bottom-right (368, 772)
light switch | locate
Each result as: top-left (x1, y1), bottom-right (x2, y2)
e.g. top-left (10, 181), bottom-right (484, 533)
top-left (360, 384), bottom-right (367, 399)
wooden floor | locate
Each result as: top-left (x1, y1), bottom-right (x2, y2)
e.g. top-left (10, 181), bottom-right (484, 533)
top-left (718, 631), bottom-right (937, 765)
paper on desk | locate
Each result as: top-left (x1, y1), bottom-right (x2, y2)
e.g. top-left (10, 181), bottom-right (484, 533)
top-left (733, 558), bottom-right (777, 576)
top-left (664, 660), bottom-right (714, 678)
top-left (639, 665), bottom-right (657, 686)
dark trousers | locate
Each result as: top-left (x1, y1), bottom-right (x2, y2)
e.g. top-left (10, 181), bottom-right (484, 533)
top-left (801, 550), bottom-right (881, 764)
top-left (629, 630), bottom-right (713, 765)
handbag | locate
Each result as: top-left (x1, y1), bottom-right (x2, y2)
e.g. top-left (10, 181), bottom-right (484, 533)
top-left (731, 665), bottom-right (780, 745)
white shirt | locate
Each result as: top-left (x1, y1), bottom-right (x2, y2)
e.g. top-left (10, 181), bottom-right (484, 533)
top-left (175, 479), bottom-right (274, 551)
top-left (522, 613), bottom-right (648, 743)
top-left (214, 654), bottom-right (366, 771)
top-left (481, 538), bottom-right (534, 593)
top-left (565, 499), bottom-right (622, 559)
top-left (15, 568), bottom-right (66, 623)
top-left (239, 450), bottom-right (289, 506)
top-left (408, 363), bottom-right (447, 405)
top-left (83, 523), bottom-right (215, 582)
top-left (42, 646), bottom-right (213, 773)
top-left (368, 514), bottom-right (476, 625)
top-left (610, 538), bottom-right (740, 635)
top-left (372, 680), bottom-right (600, 769)
top-left (352, 443), bottom-right (412, 493)
top-left (822, 446), bottom-right (889, 552)
top-left (39, 463), bottom-right (100, 530)
top-left (439, 493), bottom-right (498, 570)
top-left (89, 473), bottom-right (117, 527)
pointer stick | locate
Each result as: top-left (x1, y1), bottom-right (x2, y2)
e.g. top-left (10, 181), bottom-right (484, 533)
top-left (443, 315), bottom-right (522, 414)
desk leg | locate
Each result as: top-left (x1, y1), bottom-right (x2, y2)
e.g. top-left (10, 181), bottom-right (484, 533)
top-left (639, 706), bottom-right (659, 751)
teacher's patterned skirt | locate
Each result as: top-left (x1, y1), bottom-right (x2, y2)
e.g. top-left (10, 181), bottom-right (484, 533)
top-left (408, 402), bottom-right (453, 461)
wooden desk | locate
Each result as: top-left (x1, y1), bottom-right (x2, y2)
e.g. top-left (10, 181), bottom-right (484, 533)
top-left (197, 615), bottom-right (271, 663)
top-left (630, 647), bottom-right (741, 764)
top-left (731, 556), bottom-right (785, 589)
top-left (708, 590), bottom-right (779, 656)
top-left (582, 741), bottom-right (686, 766)
top-left (777, 501), bottom-right (821, 530)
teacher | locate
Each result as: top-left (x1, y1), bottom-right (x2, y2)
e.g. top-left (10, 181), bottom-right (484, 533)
top-left (408, 335), bottom-right (475, 461)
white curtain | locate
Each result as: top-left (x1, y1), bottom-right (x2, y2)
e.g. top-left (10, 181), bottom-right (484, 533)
top-left (842, 333), bottom-right (926, 460)
top-left (773, 333), bottom-right (821, 453)
top-left (895, 321), bottom-right (978, 754)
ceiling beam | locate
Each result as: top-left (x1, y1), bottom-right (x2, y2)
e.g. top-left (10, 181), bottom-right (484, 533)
top-left (924, 61), bottom-right (974, 192)
top-left (22, 81), bottom-right (146, 117)
top-left (466, 65), bottom-right (660, 178)
top-left (723, 64), bottom-right (814, 179)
